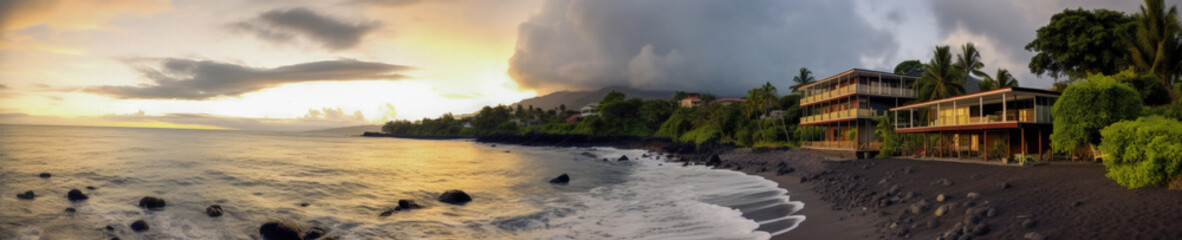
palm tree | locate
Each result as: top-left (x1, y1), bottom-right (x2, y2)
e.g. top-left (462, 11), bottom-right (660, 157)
top-left (954, 43), bottom-right (988, 83)
top-left (744, 82), bottom-right (779, 142)
top-left (790, 67), bottom-right (815, 92)
top-left (918, 46), bottom-right (966, 101)
top-left (1122, 0), bottom-right (1180, 96)
top-left (981, 68), bottom-right (1019, 91)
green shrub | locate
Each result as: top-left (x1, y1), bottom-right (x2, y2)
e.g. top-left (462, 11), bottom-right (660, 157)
top-left (875, 116), bottom-right (902, 157)
top-left (1051, 74), bottom-right (1142, 155)
top-left (1099, 116), bottom-right (1182, 188)
top-left (679, 125), bottom-right (722, 145)
top-left (845, 129), bottom-right (857, 141)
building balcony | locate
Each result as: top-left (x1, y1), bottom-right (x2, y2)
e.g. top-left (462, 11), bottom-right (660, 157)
top-left (800, 108), bottom-right (886, 125)
top-left (801, 84), bottom-right (916, 106)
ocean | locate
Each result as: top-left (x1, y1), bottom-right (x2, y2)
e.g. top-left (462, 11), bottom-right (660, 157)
top-left (0, 125), bottom-right (803, 239)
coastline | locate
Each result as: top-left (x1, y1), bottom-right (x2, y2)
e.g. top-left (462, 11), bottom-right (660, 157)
top-left (475, 133), bottom-right (1182, 239)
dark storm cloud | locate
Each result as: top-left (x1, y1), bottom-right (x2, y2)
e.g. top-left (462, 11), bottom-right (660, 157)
top-left (350, 0), bottom-right (425, 7)
top-left (507, 0), bottom-right (900, 95)
top-left (232, 7), bottom-right (379, 50)
top-left (85, 58), bottom-right (413, 100)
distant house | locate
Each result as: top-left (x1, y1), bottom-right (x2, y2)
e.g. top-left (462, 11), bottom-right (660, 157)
top-left (580, 104), bottom-right (598, 117)
top-left (714, 98), bottom-right (745, 106)
top-left (462, 122), bottom-right (473, 129)
top-left (566, 113), bottom-right (582, 123)
top-left (679, 96), bottom-right (702, 107)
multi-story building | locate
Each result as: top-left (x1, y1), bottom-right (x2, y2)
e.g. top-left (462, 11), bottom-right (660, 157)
top-left (888, 87), bottom-right (1059, 162)
top-left (798, 69), bottom-right (918, 157)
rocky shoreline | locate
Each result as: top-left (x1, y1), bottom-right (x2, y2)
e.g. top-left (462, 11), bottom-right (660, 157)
top-left (479, 134), bottom-right (1182, 240)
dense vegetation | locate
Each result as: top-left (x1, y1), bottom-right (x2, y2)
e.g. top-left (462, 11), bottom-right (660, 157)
top-left (1099, 116), bottom-right (1182, 188)
top-left (1050, 74), bottom-right (1144, 156)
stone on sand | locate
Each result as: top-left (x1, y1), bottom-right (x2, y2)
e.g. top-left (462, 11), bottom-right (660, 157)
top-left (259, 219), bottom-right (302, 240)
top-left (437, 190), bottom-right (472, 205)
top-left (138, 196), bottom-right (166, 210)
top-left (67, 189), bottom-right (88, 201)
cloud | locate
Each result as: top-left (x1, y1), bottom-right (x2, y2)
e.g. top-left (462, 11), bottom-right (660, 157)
top-left (0, 108), bottom-right (374, 131)
top-left (0, 0), bottom-right (170, 49)
top-left (232, 7), bottom-right (380, 50)
top-left (0, 83), bottom-right (6, 89)
top-left (350, 0), bottom-right (426, 7)
top-left (84, 58), bottom-right (414, 100)
top-left (508, 0), bottom-right (899, 95)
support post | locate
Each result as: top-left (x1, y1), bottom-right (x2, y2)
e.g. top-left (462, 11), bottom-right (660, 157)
top-left (979, 96), bottom-right (984, 123)
top-left (983, 130), bottom-right (988, 161)
top-left (1002, 93), bottom-right (1008, 122)
top-left (1038, 127), bottom-right (1043, 161)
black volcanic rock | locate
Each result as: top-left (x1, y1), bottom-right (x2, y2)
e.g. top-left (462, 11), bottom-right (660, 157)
top-left (206, 205), bottom-right (223, 217)
top-left (303, 226), bottom-right (327, 240)
top-left (437, 190), bottom-right (472, 205)
top-left (138, 196), bottom-right (166, 210)
top-left (67, 189), bottom-right (88, 201)
top-left (39, 172), bottom-right (51, 178)
top-left (16, 190), bottom-right (35, 200)
top-left (395, 199), bottom-right (422, 210)
top-left (549, 174), bottom-right (570, 184)
top-left (706, 154), bottom-right (722, 166)
top-left (617, 155), bottom-right (629, 161)
top-left (259, 219), bottom-right (302, 240)
top-left (130, 219), bottom-right (150, 232)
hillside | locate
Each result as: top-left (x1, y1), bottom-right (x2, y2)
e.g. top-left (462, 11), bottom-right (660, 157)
top-left (512, 86), bottom-right (677, 110)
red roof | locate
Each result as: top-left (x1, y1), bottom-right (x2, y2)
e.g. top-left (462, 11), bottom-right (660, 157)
top-left (682, 96), bottom-right (701, 101)
top-left (566, 114), bottom-right (582, 122)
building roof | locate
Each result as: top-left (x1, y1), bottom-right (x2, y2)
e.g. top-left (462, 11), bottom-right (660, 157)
top-left (890, 87), bottom-right (1061, 111)
top-left (797, 68), bottom-right (918, 90)
top-left (681, 96), bottom-right (701, 102)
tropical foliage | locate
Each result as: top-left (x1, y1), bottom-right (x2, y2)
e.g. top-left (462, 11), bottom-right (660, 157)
top-left (980, 68), bottom-right (1019, 91)
top-left (790, 68), bottom-right (815, 92)
top-left (1026, 8), bottom-right (1134, 80)
top-left (917, 45), bottom-right (965, 101)
top-left (1051, 74), bottom-right (1144, 156)
top-left (1099, 116), bottom-right (1182, 188)
top-left (1121, 0), bottom-right (1181, 94)
top-left (893, 60), bottom-right (925, 77)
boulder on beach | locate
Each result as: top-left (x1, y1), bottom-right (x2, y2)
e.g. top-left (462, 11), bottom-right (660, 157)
top-left (1022, 219), bottom-right (1038, 228)
top-left (259, 219), bottom-right (302, 240)
top-left (396, 199), bottom-right (423, 210)
top-left (65, 207), bottom-right (76, 212)
top-left (617, 155), bottom-right (629, 161)
top-left (138, 196), bottom-right (166, 210)
top-left (548, 174), bottom-right (570, 184)
top-left (130, 219), bottom-right (150, 232)
top-left (206, 205), bottom-right (223, 217)
top-left (16, 190), bottom-right (35, 200)
top-left (706, 154), bottom-right (722, 166)
top-left (437, 190), bottom-right (472, 205)
top-left (67, 189), bottom-right (88, 201)
top-left (39, 172), bottom-right (51, 178)
top-left (1024, 232), bottom-right (1047, 240)
top-left (379, 209), bottom-right (394, 216)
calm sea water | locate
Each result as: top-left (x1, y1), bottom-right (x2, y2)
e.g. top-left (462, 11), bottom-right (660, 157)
top-left (0, 125), bottom-right (803, 239)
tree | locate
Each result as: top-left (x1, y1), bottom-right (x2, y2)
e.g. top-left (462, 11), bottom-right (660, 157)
top-left (1026, 8), bottom-right (1135, 81)
top-left (1051, 74), bottom-right (1143, 157)
top-left (894, 60), bottom-right (925, 77)
top-left (1121, 0), bottom-right (1181, 95)
top-left (601, 90), bottom-right (627, 105)
top-left (790, 67), bottom-right (815, 92)
top-left (918, 46), bottom-right (966, 101)
top-left (981, 68), bottom-right (1019, 91)
top-left (955, 43), bottom-right (988, 83)
top-left (743, 82), bottom-right (779, 142)
top-left (1108, 69), bottom-right (1172, 105)
top-left (639, 99), bottom-right (676, 131)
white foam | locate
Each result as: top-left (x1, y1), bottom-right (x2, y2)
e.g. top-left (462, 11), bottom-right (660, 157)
top-left (534, 148), bottom-right (805, 240)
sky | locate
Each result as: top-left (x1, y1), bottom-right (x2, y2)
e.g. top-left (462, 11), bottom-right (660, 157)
top-left (0, 0), bottom-right (1176, 131)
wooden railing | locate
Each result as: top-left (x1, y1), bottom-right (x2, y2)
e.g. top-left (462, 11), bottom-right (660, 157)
top-left (802, 84), bottom-right (916, 105)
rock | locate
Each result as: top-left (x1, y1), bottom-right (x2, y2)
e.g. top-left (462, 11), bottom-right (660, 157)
top-left (908, 200), bottom-right (930, 215)
top-left (966, 192), bottom-right (980, 198)
top-left (437, 190), bottom-right (472, 205)
top-left (320, 236), bottom-right (339, 240)
top-left (878, 198), bottom-right (893, 207)
top-left (972, 223), bottom-right (989, 235)
top-left (549, 174), bottom-right (570, 184)
top-left (298, 203), bottom-right (310, 207)
top-left (130, 219), bottom-right (150, 232)
top-left (379, 209), bottom-right (394, 216)
top-left (902, 166), bottom-right (913, 174)
top-left (1021, 219), bottom-right (1038, 228)
top-left (617, 155), bottom-right (629, 161)
top-left (395, 199), bottom-right (422, 210)
top-left (706, 154), bottom-right (722, 166)
top-left (39, 172), bottom-right (51, 178)
top-left (961, 201), bottom-right (977, 208)
top-left (935, 204), bottom-right (951, 217)
top-left (887, 185), bottom-right (901, 195)
top-left (105, 225), bottom-right (115, 231)
top-left (86, 186), bottom-right (96, 190)
top-left (303, 226), bottom-right (327, 240)
top-left (937, 194), bottom-right (947, 202)
top-left (206, 205), bottom-right (223, 217)
top-left (65, 207), bottom-right (76, 212)
top-left (926, 219), bottom-right (940, 229)
top-left (490, 144), bottom-right (496, 147)
top-left (138, 196), bottom-right (166, 210)
top-left (957, 234), bottom-right (973, 240)
top-left (1001, 182), bottom-right (1012, 189)
top-left (67, 189), bottom-right (88, 201)
top-left (776, 167), bottom-right (795, 175)
top-left (964, 214), bottom-right (981, 225)
top-left (985, 207), bottom-right (997, 217)
top-left (16, 190), bottom-right (35, 200)
top-left (1023, 232), bottom-right (1046, 240)
top-left (799, 177), bottom-right (808, 183)
top-left (259, 219), bottom-right (302, 240)
top-left (1071, 201), bottom-right (1083, 207)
